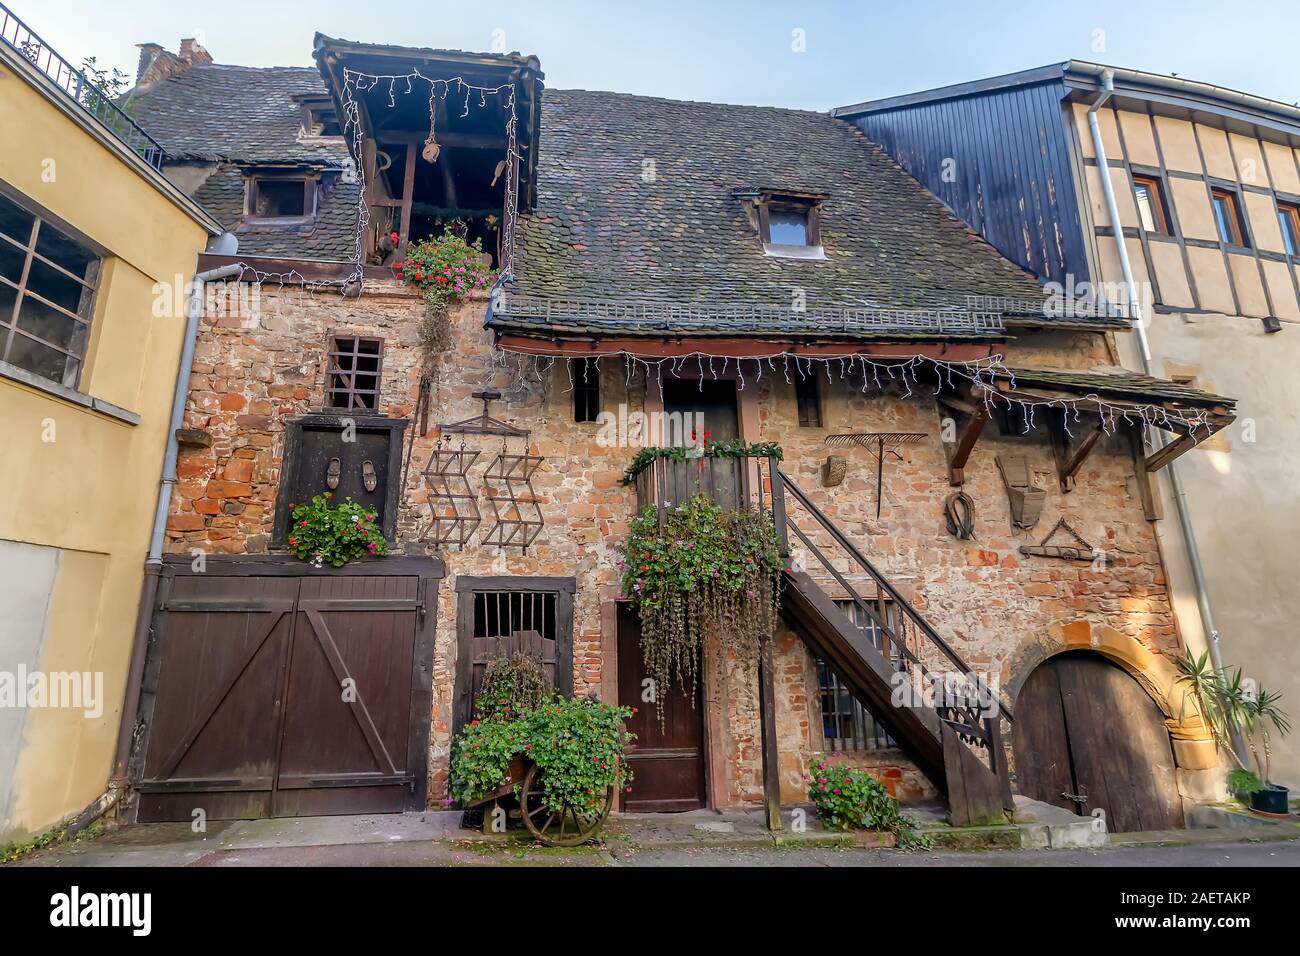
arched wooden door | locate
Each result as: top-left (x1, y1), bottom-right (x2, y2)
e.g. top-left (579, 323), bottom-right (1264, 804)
top-left (1012, 651), bottom-right (1183, 832)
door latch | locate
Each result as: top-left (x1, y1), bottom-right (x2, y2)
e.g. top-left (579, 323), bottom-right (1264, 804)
top-left (1061, 784), bottom-right (1088, 807)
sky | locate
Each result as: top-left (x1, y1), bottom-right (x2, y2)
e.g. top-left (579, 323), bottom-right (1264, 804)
top-left (8, 0), bottom-right (1299, 110)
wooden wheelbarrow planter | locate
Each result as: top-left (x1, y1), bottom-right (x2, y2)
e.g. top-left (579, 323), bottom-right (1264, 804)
top-left (465, 755), bottom-right (616, 847)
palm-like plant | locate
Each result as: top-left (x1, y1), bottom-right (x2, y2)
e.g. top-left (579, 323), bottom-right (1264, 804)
top-left (1170, 649), bottom-right (1290, 789)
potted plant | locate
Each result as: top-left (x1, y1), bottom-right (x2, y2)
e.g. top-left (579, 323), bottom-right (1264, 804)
top-left (286, 493), bottom-right (386, 567)
top-left (1172, 651), bottom-right (1292, 816)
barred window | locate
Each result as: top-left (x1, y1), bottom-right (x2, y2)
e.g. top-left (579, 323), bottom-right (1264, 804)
top-left (816, 599), bottom-right (897, 752)
top-left (326, 335), bottom-right (383, 410)
top-left (0, 188), bottom-right (101, 388)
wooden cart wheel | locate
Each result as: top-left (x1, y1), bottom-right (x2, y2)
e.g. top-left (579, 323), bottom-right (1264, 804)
top-left (519, 762), bottom-right (614, 847)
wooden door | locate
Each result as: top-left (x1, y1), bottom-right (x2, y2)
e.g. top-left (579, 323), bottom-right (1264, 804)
top-left (662, 379), bottom-right (742, 509)
top-left (134, 557), bottom-right (439, 822)
top-left (1013, 651), bottom-right (1183, 832)
top-left (617, 604), bottom-right (706, 811)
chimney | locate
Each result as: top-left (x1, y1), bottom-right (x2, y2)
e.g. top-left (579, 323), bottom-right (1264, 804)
top-left (178, 38), bottom-right (213, 66)
top-left (134, 38), bottom-right (212, 88)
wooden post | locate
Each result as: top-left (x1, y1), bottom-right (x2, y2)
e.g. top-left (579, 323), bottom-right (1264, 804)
top-left (768, 456), bottom-right (789, 562)
top-left (758, 637), bottom-right (782, 831)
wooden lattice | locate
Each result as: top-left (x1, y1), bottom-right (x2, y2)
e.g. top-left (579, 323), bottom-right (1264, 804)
top-left (481, 452), bottom-right (545, 552)
top-left (422, 447), bottom-right (481, 549)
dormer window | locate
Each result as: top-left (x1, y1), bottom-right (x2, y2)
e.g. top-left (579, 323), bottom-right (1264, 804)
top-left (752, 190), bottom-right (828, 260)
top-left (298, 97), bottom-right (343, 138)
top-left (245, 173), bottom-right (317, 222)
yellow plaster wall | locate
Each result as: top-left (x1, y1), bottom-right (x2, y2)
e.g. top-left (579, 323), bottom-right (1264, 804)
top-left (0, 58), bottom-right (209, 840)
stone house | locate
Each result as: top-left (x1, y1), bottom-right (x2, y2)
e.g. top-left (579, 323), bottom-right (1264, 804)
top-left (118, 35), bottom-right (1235, 831)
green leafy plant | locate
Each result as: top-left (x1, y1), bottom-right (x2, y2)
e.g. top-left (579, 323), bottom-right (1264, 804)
top-left (805, 758), bottom-right (927, 847)
top-left (396, 230), bottom-right (494, 302)
top-left (448, 695), bottom-right (634, 817)
top-left (286, 493), bottom-right (386, 567)
top-left (620, 493), bottom-right (784, 711)
top-left (621, 438), bottom-right (783, 485)
top-left (475, 652), bottom-right (552, 721)
top-left (1171, 649), bottom-right (1291, 791)
top-left (1229, 768), bottom-right (1265, 796)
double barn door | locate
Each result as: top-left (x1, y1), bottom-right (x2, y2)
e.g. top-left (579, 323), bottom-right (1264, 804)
top-left (133, 557), bottom-right (440, 822)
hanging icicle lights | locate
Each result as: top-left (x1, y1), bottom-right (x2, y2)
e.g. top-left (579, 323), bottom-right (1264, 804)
top-left (516, 348), bottom-right (1223, 441)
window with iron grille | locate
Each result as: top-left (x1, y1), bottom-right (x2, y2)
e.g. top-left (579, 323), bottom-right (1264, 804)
top-left (573, 357), bottom-right (600, 422)
top-left (453, 577), bottom-right (575, 735)
top-left (815, 599), bottom-right (897, 752)
top-left (326, 335), bottom-right (383, 410)
top-left (0, 187), bottom-right (101, 388)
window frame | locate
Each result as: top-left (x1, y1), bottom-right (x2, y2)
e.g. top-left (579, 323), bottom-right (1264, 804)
top-left (794, 371), bottom-right (822, 427)
top-left (0, 185), bottom-right (103, 389)
top-left (1210, 186), bottom-right (1250, 248)
top-left (299, 100), bottom-right (343, 139)
top-left (245, 174), bottom-right (317, 223)
top-left (815, 599), bottom-right (898, 752)
top-left (1131, 174), bottom-right (1171, 236)
top-left (573, 356), bottom-right (601, 423)
top-left (1277, 200), bottom-right (1300, 258)
top-left (756, 191), bottom-right (828, 259)
top-left (325, 334), bottom-right (385, 410)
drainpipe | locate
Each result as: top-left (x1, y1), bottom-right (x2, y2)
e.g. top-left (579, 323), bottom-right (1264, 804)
top-left (1086, 71), bottom-right (1248, 763)
top-left (111, 261), bottom-right (244, 785)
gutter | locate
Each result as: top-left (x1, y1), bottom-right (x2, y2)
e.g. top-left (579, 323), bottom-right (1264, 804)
top-left (111, 261), bottom-right (244, 786)
top-left (1084, 68), bottom-right (1248, 764)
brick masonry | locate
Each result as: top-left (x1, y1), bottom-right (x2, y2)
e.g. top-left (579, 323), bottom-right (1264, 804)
top-left (167, 280), bottom-right (1178, 808)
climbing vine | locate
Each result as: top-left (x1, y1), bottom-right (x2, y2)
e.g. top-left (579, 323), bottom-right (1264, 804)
top-left (620, 493), bottom-right (784, 715)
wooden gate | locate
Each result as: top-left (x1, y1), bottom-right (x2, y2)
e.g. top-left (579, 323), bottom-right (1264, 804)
top-left (132, 555), bottom-right (442, 822)
top-left (1013, 651), bottom-right (1183, 832)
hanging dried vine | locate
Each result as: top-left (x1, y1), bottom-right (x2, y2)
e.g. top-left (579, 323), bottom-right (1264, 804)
top-left (620, 493), bottom-right (784, 723)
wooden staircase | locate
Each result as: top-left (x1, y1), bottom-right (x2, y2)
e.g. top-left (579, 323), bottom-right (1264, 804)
top-left (771, 467), bottom-right (1015, 826)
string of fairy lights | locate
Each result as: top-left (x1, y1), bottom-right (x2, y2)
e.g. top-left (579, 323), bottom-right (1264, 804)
top-left (500, 347), bottom-right (1221, 442)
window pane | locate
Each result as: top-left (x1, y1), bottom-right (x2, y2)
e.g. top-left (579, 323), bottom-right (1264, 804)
top-left (253, 180), bottom-right (307, 217)
top-left (1134, 184), bottom-right (1157, 233)
top-left (35, 224), bottom-right (98, 280)
top-left (5, 329), bottom-right (77, 385)
top-left (0, 192), bottom-right (35, 247)
top-left (16, 296), bottom-right (86, 351)
top-left (1280, 210), bottom-right (1299, 257)
top-left (769, 209), bottom-right (808, 245)
top-left (0, 238), bottom-right (24, 285)
top-left (25, 257), bottom-right (91, 315)
top-left (1213, 194), bottom-right (1237, 244)
top-left (0, 282), bottom-right (16, 326)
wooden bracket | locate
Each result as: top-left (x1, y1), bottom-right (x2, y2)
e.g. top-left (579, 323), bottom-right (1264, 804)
top-left (942, 401), bottom-right (990, 486)
top-left (1127, 424), bottom-right (1162, 522)
top-left (1049, 413), bottom-right (1104, 493)
top-left (1144, 430), bottom-right (1201, 473)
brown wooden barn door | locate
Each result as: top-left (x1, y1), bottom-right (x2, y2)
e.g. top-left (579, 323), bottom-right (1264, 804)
top-left (273, 574), bottom-right (424, 816)
top-left (617, 603), bottom-right (706, 811)
top-left (1013, 651), bottom-right (1183, 832)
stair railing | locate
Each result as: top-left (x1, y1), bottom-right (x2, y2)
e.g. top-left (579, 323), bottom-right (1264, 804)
top-left (765, 460), bottom-right (1013, 783)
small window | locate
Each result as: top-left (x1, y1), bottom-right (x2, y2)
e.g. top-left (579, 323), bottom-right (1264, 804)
top-left (795, 372), bottom-right (822, 427)
top-left (326, 335), bottom-right (383, 410)
top-left (816, 600), bottom-right (897, 752)
top-left (1211, 187), bottom-right (1249, 247)
top-left (0, 188), bottom-right (100, 388)
top-left (1132, 175), bottom-right (1171, 235)
top-left (573, 357), bottom-right (600, 423)
top-left (1278, 201), bottom-right (1300, 257)
top-left (304, 105), bottom-right (342, 138)
top-left (769, 208), bottom-right (809, 246)
top-left (247, 178), bottom-right (312, 220)
top-left (758, 194), bottom-right (825, 258)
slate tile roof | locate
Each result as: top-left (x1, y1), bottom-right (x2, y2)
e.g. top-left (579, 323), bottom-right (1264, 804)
top-left (999, 367), bottom-right (1235, 409)
top-left (128, 64), bottom-right (349, 165)
top-left (126, 64), bottom-right (1124, 333)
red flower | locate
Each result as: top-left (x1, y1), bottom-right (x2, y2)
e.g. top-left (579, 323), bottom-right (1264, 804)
top-left (299, 520), bottom-right (308, 527)
top-left (390, 231), bottom-right (399, 243)
top-left (288, 536), bottom-right (296, 546)
top-left (470, 719), bottom-right (479, 727)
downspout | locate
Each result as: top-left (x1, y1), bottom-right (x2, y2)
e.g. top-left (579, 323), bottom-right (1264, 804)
top-left (111, 261), bottom-right (244, 786)
top-left (1086, 71), bottom-right (1248, 763)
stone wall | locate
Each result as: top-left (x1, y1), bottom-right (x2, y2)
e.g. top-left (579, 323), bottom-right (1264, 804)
top-left (167, 278), bottom-right (1178, 806)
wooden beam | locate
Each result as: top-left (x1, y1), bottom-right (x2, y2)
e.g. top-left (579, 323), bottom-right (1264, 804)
top-left (1050, 414), bottom-right (1104, 492)
top-left (377, 130), bottom-right (508, 149)
top-left (397, 142), bottom-right (416, 257)
top-left (494, 333), bottom-right (1000, 362)
top-left (947, 405), bottom-right (990, 486)
top-left (1144, 431), bottom-right (1201, 473)
top-left (1127, 424), bottom-right (1162, 521)
top-left (758, 639), bottom-right (782, 832)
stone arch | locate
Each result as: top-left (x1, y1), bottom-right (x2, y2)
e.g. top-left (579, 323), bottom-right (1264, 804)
top-left (1002, 619), bottom-right (1218, 775)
